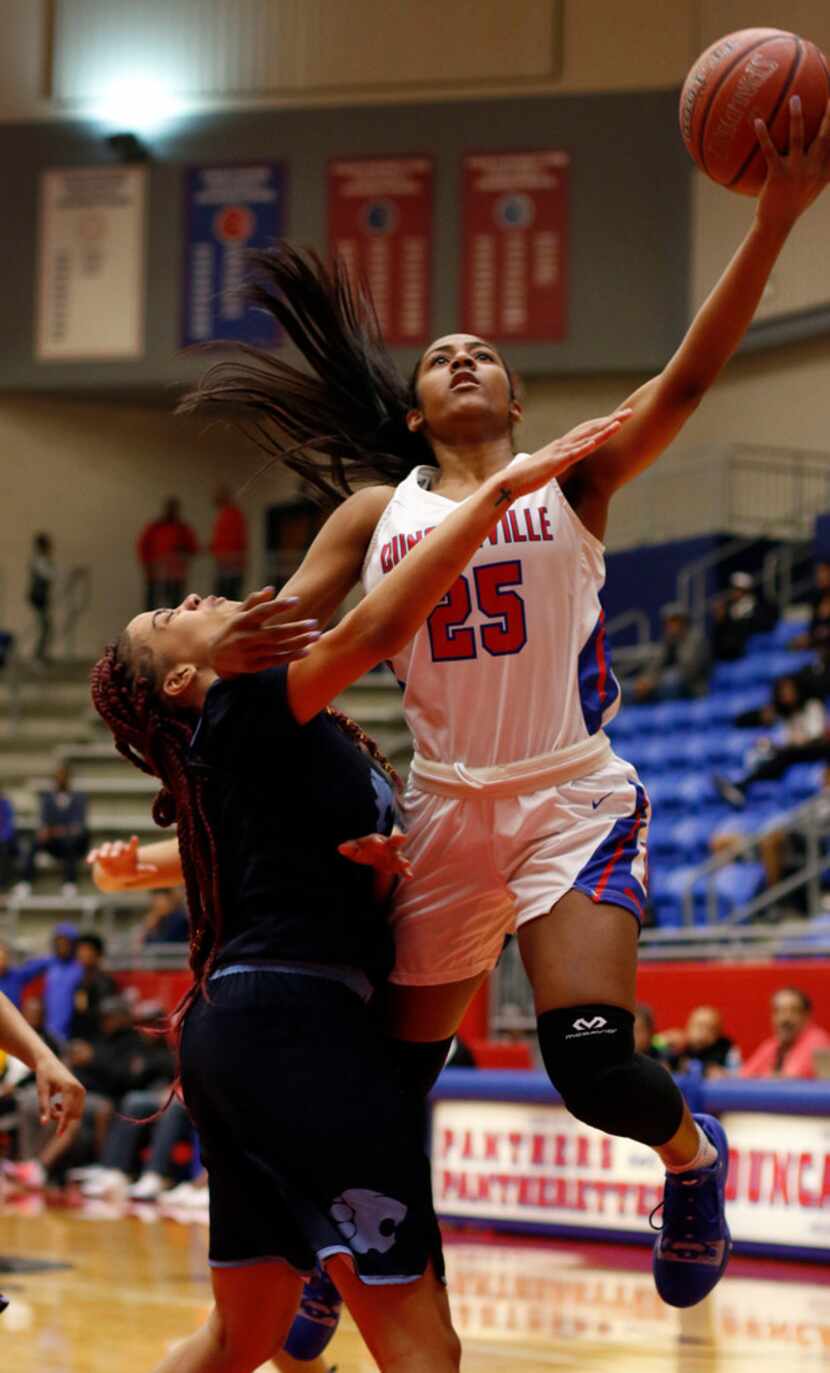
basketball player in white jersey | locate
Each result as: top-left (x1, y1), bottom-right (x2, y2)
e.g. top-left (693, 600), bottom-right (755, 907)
top-left (98, 100), bottom-right (830, 1318)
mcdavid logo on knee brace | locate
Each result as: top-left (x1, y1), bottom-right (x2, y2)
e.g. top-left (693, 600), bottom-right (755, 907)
top-left (573, 1016), bottom-right (607, 1031)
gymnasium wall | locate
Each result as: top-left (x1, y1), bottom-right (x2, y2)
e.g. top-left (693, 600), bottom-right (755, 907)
top-left (0, 396), bottom-right (295, 656)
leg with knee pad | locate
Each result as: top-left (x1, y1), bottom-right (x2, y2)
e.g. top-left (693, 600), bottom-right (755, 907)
top-left (537, 1005), bottom-right (684, 1147)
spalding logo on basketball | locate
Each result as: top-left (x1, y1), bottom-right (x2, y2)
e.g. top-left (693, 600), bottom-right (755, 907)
top-left (680, 28), bottom-right (830, 195)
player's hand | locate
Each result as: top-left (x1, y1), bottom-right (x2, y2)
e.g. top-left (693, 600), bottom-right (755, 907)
top-left (34, 1053), bottom-right (86, 1138)
top-left (86, 835), bottom-right (158, 891)
top-left (756, 95), bottom-right (830, 227)
top-left (208, 588), bottom-right (320, 677)
top-left (501, 409), bottom-right (633, 500)
top-left (338, 831), bottom-right (413, 879)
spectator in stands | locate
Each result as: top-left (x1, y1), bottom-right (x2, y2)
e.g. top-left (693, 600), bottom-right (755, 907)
top-left (788, 562), bottom-right (830, 654)
top-left (0, 788), bottom-right (18, 890)
top-left (210, 484), bottom-right (248, 601)
top-left (0, 940), bottom-right (50, 1009)
top-left (80, 1094), bottom-right (193, 1202)
top-left (633, 1004), bottom-right (665, 1061)
top-left (715, 676), bottom-right (828, 807)
top-left (663, 1006), bottom-right (740, 1079)
top-left (27, 532), bottom-right (55, 666)
top-left (633, 604), bottom-right (710, 702)
top-left (68, 934), bottom-right (119, 1041)
top-left (17, 765), bottom-right (90, 897)
top-left (136, 888), bottom-right (190, 946)
top-left (42, 922), bottom-right (83, 1042)
top-left (9, 994), bottom-right (173, 1189)
top-left (711, 571), bottom-right (778, 662)
top-left (741, 987), bottom-right (830, 1078)
top-left (136, 497), bottom-right (199, 611)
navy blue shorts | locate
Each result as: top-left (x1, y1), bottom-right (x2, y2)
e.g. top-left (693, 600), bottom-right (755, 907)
top-left (180, 967), bottom-right (444, 1284)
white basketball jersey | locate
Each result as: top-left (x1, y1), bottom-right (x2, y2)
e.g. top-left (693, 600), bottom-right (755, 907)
top-left (361, 460), bottom-right (621, 768)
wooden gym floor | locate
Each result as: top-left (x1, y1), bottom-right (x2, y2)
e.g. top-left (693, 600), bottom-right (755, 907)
top-left (1, 1196), bottom-right (828, 1371)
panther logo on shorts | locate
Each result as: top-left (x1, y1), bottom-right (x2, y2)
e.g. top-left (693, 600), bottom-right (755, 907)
top-left (330, 1189), bottom-right (408, 1254)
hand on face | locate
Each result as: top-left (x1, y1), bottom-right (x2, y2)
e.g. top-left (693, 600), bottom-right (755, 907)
top-left (205, 588), bottom-right (320, 677)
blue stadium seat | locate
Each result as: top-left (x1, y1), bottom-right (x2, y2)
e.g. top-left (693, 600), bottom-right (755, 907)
top-left (668, 816), bottom-right (714, 862)
top-left (713, 861), bottom-right (766, 921)
top-left (785, 762), bottom-right (826, 802)
top-left (644, 777), bottom-right (685, 812)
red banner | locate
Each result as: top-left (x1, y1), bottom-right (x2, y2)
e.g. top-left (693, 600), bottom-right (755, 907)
top-left (461, 150), bottom-right (569, 342)
top-left (328, 156), bottom-right (433, 345)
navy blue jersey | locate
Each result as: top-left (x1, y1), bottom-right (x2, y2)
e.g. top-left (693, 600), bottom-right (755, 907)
top-left (188, 668), bottom-right (396, 983)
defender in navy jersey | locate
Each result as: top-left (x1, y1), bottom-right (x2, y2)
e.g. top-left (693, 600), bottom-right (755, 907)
top-left (120, 100), bottom-right (830, 1317)
top-left (90, 436), bottom-right (619, 1372)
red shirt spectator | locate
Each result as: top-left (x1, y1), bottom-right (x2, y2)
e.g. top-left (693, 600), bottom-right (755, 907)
top-left (210, 486), bottom-right (247, 599)
top-left (741, 987), bottom-right (830, 1079)
top-left (137, 499), bottom-right (199, 581)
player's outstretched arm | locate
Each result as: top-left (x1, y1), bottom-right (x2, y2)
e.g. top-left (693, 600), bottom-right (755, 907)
top-left (286, 411), bottom-right (630, 723)
top-left (564, 95), bottom-right (830, 539)
top-left (0, 992), bottom-right (85, 1137)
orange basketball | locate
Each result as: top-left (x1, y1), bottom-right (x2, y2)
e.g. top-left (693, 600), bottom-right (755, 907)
top-left (680, 28), bottom-right (830, 195)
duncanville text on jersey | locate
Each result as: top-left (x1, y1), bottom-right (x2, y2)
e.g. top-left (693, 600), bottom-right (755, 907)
top-left (379, 506), bottom-right (555, 573)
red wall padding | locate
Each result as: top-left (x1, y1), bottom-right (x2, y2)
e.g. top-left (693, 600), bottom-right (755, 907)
top-left (114, 960), bottom-right (830, 1062)
top-left (636, 961), bottom-right (830, 1057)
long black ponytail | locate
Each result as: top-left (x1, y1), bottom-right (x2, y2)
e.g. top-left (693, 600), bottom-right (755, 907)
top-left (177, 244), bottom-right (436, 507)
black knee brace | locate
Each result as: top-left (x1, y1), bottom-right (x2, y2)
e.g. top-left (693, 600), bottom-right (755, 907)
top-left (537, 1005), bottom-right (684, 1147)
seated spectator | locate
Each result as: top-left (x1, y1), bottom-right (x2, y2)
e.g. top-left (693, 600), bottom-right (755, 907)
top-left (16, 766), bottom-right (90, 897)
top-left (790, 560), bottom-right (830, 651)
top-left (8, 995), bottom-right (174, 1190)
top-left (0, 788), bottom-right (18, 889)
top-left (663, 1006), bottom-right (740, 1078)
top-left (0, 940), bottom-right (50, 1009)
top-left (715, 675), bottom-right (828, 807)
top-left (136, 889), bottom-right (190, 946)
top-left (68, 934), bottom-right (119, 1041)
top-left (633, 604), bottom-right (710, 703)
top-left (634, 1004), bottom-right (666, 1061)
top-left (741, 987), bottom-right (830, 1078)
top-left (80, 1095), bottom-right (193, 1201)
top-left (42, 922), bottom-right (83, 1042)
top-left (712, 570), bottom-right (778, 661)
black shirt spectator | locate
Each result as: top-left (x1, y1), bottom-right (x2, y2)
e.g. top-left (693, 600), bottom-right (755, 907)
top-left (712, 571), bottom-right (778, 661)
top-left (67, 997), bottom-right (174, 1103)
top-left (664, 1006), bottom-right (738, 1078)
top-left (21, 765), bottom-right (89, 895)
top-left (68, 934), bottom-right (119, 1041)
top-left (138, 890), bottom-right (191, 946)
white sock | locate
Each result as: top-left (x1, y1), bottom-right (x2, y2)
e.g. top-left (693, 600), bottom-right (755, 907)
top-left (665, 1122), bottom-right (718, 1174)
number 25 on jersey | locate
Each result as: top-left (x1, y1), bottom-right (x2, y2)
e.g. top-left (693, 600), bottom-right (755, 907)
top-left (428, 559), bottom-right (528, 662)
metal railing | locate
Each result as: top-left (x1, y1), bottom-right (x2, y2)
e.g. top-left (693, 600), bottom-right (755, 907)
top-left (674, 793), bottom-right (829, 928)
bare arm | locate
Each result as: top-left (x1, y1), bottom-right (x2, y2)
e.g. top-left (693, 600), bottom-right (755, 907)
top-left (0, 992), bottom-right (86, 1137)
top-left (563, 98), bottom-right (830, 540)
top-left (286, 414), bottom-right (629, 723)
top-left (87, 835), bottom-right (184, 891)
top-left (279, 485), bottom-right (394, 625)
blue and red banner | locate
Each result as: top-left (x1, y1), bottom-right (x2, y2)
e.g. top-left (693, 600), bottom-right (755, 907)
top-left (182, 163), bottom-right (285, 347)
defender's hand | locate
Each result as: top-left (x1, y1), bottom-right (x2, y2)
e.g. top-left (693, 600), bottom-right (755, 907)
top-left (338, 831), bottom-right (413, 879)
top-left (86, 835), bottom-right (159, 890)
top-left (208, 588), bottom-right (320, 677)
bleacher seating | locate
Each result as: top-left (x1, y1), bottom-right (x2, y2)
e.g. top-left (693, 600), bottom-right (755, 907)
top-left (608, 615), bottom-right (825, 928)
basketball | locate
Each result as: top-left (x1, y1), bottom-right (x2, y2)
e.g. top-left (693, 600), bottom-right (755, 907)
top-left (680, 28), bottom-right (830, 195)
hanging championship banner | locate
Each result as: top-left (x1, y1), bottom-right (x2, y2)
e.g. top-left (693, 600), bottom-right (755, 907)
top-left (328, 156), bottom-right (433, 345)
top-left (461, 150), bottom-right (569, 342)
top-left (182, 164), bottom-right (285, 347)
top-left (36, 166), bottom-right (146, 361)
